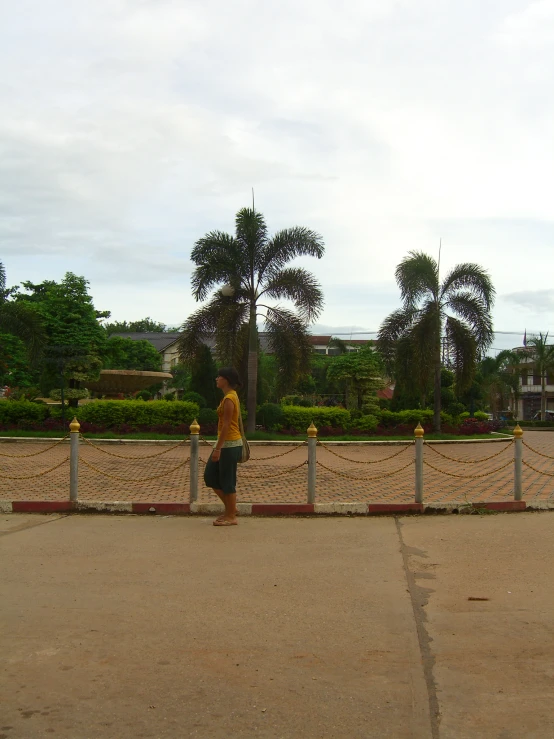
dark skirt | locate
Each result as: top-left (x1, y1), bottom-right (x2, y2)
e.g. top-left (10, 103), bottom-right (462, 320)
top-left (203, 446), bottom-right (243, 494)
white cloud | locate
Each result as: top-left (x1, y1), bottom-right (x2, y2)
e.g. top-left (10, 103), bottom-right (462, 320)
top-left (1, 0), bottom-right (553, 336)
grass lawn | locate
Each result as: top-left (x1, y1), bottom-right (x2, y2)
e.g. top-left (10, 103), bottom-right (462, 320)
top-left (0, 430), bottom-right (513, 441)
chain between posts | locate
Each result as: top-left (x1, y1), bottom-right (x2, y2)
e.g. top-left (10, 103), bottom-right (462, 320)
top-left (522, 441), bottom-right (554, 460)
top-left (0, 455), bottom-right (70, 479)
top-left (316, 440), bottom-right (412, 464)
top-left (80, 435), bottom-right (189, 459)
top-left (522, 459), bottom-right (554, 476)
top-left (0, 435), bottom-right (70, 458)
top-left (316, 458), bottom-right (415, 481)
top-left (423, 458), bottom-right (513, 478)
top-left (424, 439), bottom-right (513, 463)
top-left (79, 456), bottom-right (190, 482)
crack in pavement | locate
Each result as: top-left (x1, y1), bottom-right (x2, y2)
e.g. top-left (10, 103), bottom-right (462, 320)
top-left (0, 514), bottom-right (69, 537)
top-left (396, 517), bottom-right (441, 739)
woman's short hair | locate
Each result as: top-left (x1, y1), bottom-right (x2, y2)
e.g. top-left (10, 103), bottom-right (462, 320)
top-left (217, 367), bottom-right (242, 389)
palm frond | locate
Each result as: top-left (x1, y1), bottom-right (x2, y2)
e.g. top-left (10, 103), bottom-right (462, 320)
top-left (377, 308), bottom-right (417, 374)
top-left (256, 227), bottom-right (324, 281)
top-left (440, 263), bottom-right (495, 310)
top-left (190, 232), bottom-right (246, 301)
top-left (444, 291), bottom-right (494, 349)
top-left (444, 316), bottom-right (478, 390)
top-left (235, 208), bottom-right (269, 260)
top-left (264, 306), bottom-right (312, 393)
top-left (395, 251), bottom-right (439, 309)
top-left (214, 301), bottom-right (250, 366)
top-left (260, 267), bottom-right (324, 321)
top-left (0, 261), bottom-right (6, 295)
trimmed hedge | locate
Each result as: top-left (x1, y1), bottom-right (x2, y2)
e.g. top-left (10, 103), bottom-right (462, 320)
top-left (0, 400), bottom-right (50, 424)
top-left (50, 400), bottom-right (200, 427)
top-left (281, 405), bottom-right (351, 430)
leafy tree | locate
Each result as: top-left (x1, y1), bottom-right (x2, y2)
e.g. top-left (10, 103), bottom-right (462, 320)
top-left (103, 337), bottom-right (162, 371)
top-left (326, 346), bottom-right (384, 413)
top-left (104, 317), bottom-right (173, 335)
top-left (527, 333), bottom-right (554, 420)
top-left (0, 261), bottom-right (46, 361)
top-left (0, 332), bottom-right (38, 388)
top-left (15, 273), bottom-right (110, 404)
top-left (178, 207), bottom-right (325, 431)
top-left (378, 251), bottom-right (494, 432)
top-left (167, 363), bottom-right (191, 396)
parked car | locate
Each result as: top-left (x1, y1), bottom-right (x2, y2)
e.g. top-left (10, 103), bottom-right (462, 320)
top-left (532, 410), bottom-right (554, 420)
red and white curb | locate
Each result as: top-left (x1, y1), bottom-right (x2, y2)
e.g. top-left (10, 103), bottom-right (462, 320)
top-left (0, 500), bottom-right (533, 515)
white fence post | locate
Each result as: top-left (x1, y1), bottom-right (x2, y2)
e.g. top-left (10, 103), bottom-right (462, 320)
top-left (513, 423), bottom-right (523, 501)
top-left (69, 417), bottom-right (80, 502)
top-left (414, 422), bottom-right (424, 504)
top-left (307, 422), bottom-right (317, 504)
top-left (189, 419), bottom-right (200, 504)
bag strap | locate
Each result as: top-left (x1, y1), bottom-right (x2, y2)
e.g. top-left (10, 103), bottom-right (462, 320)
top-left (238, 401), bottom-right (246, 440)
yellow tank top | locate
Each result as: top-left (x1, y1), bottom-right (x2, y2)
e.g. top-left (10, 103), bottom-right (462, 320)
top-left (217, 390), bottom-right (242, 441)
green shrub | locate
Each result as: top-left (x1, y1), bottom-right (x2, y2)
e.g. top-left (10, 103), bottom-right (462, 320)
top-left (50, 400), bottom-right (200, 427)
top-left (0, 400), bottom-right (50, 424)
top-left (135, 390), bottom-right (152, 401)
top-left (161, 392), bottom-right (176, 401)
top-left (377, 409), bottom-right (453, 427)
top-left (281, 405), bottom-right (350, 431)
top-left (198, 408), bottom-right (218, 426)
top-left (258, 403), bottom-right (284, 430)
top-left (473, 411), bottom-right (489, 421)
top-left (350, 414), bottom-right (379, 432)
top-left (181, 391), bottom-right (206, 408)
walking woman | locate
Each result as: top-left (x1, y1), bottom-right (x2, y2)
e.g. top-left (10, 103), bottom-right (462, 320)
top-left (204, 367), bottom-right (243, 526)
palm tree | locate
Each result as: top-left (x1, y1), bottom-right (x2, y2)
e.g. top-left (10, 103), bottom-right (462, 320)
top-left (479, 350), bottom-right (520, 418)
top-left (527, 333), bottom-right (554, 420)
top-left (178, 208), bottom-right (325, 431)
top-left (377, 251), bottom-right (494, 432)
top-left (0, 261), bottom-right (45, 362)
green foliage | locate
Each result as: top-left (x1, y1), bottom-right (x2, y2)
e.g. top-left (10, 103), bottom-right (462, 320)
top-left (16, 273), bottom-right (109, 393)
top-left (0, 261), bottom-right (46, 360)
top-left (0, 332), bottom-right (37, 387)
top-left (281, 405), bottom-right (351, 430)
top-left (168, 363), bottom-right (190, 393)
top-left (280, 395), bottom-right (313, 407)
top-left (135, 390), bottom-right (152, 401)
top-left (349, 414), bottom-right (379, 432)
top-left (296, 374), bottom-right (317, 395)
top-left (0, 400), bottom-right (50, 423)
top-left (474, 411), bottom-right (489, 421)
top-left (161, 392), bottom-right (176, 401)
top-left (258, 403), bottom-right (285, 430)
top-left (326, 346), bottom-right (384, 411)
top-left (378, 409), bottom-right (454, 427)
top-left (103, 337), bottom-right (162, 371)
top-left (50, 400), bottom-right (199, 427)
top-left (198, 407), bottom-right (218, 425)
top-left (104, 317), bottom-right (171, 335)
top-left (181, 391), bottom-right (206, 407)
top-left (189, 345), bottom-right (218, 408)
top-left (49, 388), bottom-right (89, 401)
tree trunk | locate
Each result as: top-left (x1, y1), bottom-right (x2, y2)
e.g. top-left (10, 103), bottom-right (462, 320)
top-left (246, 304), bottom-right (258, 433)
top-left (541, 371), bottom-right (546, 421)
top-left (433, 333), bottom-right (442, 433)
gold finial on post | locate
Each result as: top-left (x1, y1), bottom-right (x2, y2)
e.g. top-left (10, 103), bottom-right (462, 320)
top-left (414, 422), bottom-right (424, 438)
top-left (513, 423), bottom-right (523, 439)
top-left (307, 421), bottom-right (318, 438)
top-left (189, 418), bottom-right (200, 435)
top-left (69, 417), bottom-right (81, 433)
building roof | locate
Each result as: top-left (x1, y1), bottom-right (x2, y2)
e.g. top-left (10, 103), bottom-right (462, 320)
top-left (111, 332), bottom-right (182, 352)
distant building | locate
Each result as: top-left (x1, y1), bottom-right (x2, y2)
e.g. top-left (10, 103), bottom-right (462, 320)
top-left (513, 345), bottom-right (554, 419)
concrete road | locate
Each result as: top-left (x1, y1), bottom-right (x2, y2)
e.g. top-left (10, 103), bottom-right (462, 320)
top-left (1, 512), bottom-right (553, 738)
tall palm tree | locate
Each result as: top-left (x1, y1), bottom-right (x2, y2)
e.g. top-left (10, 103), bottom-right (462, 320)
top-left (0, 261), bottom-right (45, 362)
top-left (377, 251), bottom-right (495, 432)
top-left (527, 333), bottom-right (554, 420)
top-left (178, 208), bottom-right (325, 431)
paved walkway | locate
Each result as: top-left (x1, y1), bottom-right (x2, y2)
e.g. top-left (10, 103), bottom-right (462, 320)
top-left (1, 432), bottom-right (553, 505)
top-left (2, 513), bottom-right (554, 737)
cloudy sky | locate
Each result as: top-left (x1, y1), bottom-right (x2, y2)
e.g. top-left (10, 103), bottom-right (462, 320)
top-left (1, 0), bottom-right (553, 352)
